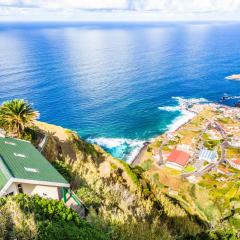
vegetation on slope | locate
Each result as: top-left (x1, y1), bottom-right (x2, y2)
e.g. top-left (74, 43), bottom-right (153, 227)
top-left (0, 194), bottom-right (107, 240)
top-left (37, 122), bottom-right (208, 240)
top-left (0, 99), bottom-right (239, 239)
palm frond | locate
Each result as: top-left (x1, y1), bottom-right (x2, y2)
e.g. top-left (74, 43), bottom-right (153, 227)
top-left (0, 99), bottom-right (39, 137)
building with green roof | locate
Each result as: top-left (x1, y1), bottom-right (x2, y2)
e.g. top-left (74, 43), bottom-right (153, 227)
top-left (0, 135), bottom-right (70, 200)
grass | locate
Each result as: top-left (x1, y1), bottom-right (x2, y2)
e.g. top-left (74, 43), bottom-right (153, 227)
top-left (203, 161), bottom-right (209, 166)
top-left (217, 117), bottom-right (234, 124)
top-left (164, 166), bottom-right (181, 176)
top-left (204, 139), bottom-right (220, 150)
top-left (117, 159), bottom-right (140, 187)
top-left (184, 165), bottom-right (196, 173)
top-left (155, 140), bottom-right (162, 148)
top-left (226, 148), bottom-right (240, 158)
top-left (141, 159), bottom-right (153, 171)
top-left (162, 145), bottom-right (172, 151)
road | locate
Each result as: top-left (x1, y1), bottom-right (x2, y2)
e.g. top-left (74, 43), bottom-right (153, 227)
top-left (182, 121), bottom-right (228, 178)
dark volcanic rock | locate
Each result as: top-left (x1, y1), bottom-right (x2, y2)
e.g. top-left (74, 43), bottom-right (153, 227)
top-left (235, 102), bottom-right (240, 108)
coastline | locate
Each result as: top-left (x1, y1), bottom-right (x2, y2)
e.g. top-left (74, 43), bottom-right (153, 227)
top-left (131, 141), bottom-right (151, 166)
top-left (131, 106), bottom-right (197, 166)
top-left (130, 100), bottom-right (240, 166)
top-left (89, 98), bottom-right (238, 166)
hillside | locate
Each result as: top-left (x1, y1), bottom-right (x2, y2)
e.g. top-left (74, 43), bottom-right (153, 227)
top-left (0, 194), bottom-right (107, 240)
top-left (34, 121), bottom-right (207, 239)
top-left (136, 104), bottom-right (240, 238)
top-left (0, 120), bottom-right (238, 239)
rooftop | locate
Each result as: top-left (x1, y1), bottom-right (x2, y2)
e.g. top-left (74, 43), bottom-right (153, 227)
top-left (232, 159), bottom-right (240, 165)
top-left (199, 149), bottom-right (218, 162)
top-left (167, 149), bottom-right (190, 166)
top-left (0, 137), bottom-right (69, 191)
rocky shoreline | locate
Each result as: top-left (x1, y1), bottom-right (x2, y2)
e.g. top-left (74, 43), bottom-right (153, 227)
top-left (131, 102), bottom-right (198, 165)
top-left (225, 74), bottom-right (240, 81)
top-left (131, 100), bottom-right (240, 166)
top-left (131, 141), bottom-right (151, 166)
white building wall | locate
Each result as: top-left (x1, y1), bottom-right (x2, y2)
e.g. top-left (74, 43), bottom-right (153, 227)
top-left (5, 183), bottom-right (18, 195)
top-left (21, 183), bottom-right (60, 200)
top-left (166, 162), bottom-right (183, 171)
top-left (228, 161), bottom-right (240, 171)
top-left (4, 182), bottom-right (60, 200)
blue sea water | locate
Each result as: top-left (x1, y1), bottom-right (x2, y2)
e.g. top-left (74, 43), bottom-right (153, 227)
top-left (0, 22), bottom-right (240, 161)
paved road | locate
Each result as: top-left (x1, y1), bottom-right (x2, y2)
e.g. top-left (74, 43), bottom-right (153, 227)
top-left (182, 121), bottom-right (227, 178)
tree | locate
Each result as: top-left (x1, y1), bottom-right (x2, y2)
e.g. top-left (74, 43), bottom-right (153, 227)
top-left (0, 99), bottom-right (39, 137)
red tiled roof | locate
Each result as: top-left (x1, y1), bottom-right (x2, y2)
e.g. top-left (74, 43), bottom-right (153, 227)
top-left (167, 149), bottom-right (190, 166)
top-left (233, 159), bottom-right (240, 165)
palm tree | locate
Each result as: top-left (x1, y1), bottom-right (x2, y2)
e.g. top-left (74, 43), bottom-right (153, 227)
top-left (0, 99), bottom-right (39, 137)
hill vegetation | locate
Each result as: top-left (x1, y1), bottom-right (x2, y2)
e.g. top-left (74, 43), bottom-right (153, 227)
top-left (0, 194), bottom-right (107, 240)
top-left (0, 99), bottom-right (239, 239)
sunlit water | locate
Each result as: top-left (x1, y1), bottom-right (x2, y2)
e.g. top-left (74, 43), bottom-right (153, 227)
top-left (0, 22), bottom-right (240, 161)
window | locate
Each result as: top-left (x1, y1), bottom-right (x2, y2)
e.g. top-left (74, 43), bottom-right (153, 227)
top-left (17, 184), bottom-right (24, 194)
top-left (24, 167), bottom-right (39, 173)
top-left (14, 153), bottom-right (26, 158)
top-left (5, 141), bottom-right (16, 146)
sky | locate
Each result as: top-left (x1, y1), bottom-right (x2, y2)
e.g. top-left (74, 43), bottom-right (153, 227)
top-left (0, 0), bottom-right (240, 22)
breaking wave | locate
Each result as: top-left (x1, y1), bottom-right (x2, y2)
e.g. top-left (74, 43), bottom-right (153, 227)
top-left (159, 97), bottom-right (208, 132)
top-left (166, 110), bottom-right (196, 132)
top-left (89, 97), bottom-right (209, 162)
top-left (172, 96), bottom-right (208, 105)
top-left (87, 137), bottom-right (145, 163)
top-left (158, 106), bottom-right (180, 112)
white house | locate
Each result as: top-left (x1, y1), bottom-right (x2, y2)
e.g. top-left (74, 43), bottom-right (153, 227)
top-left (166, 149), bottom-right (190, 171)
top-left (0, 135), bottom-right (70, 200)
top-left (228, 159), bottom-right (240, 171)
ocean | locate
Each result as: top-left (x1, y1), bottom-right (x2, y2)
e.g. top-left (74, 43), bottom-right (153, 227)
top-left (0, 22), bottom-right (240, 162)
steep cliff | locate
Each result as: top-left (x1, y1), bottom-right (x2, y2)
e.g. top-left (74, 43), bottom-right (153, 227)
top-left (35, 121), bottom-right (207, 240)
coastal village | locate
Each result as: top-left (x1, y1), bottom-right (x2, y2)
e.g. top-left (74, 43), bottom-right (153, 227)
top-left (135, 101), bottom-right (240, 198)
top-left (1, 100), bottom-right (239, 210)
top-left (1, 98), bottom-right (240, 235)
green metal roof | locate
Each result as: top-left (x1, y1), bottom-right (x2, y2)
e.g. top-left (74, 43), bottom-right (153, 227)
top-left (0, 137), bottom-right (69, 189)
top-left (0, 169), bottom-right (9, 190)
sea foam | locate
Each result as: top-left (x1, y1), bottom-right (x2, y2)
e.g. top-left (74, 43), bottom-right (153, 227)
top-left (158, 106), bottom-right (180, 112)
top-left (89, 97), bottom-right (208, 162)
top-left (166, 109), bottom-right (196, 132)
top-left (159, 97), bottom-right (208, 132)
top-left (87, 137), bottom-right (145, 163)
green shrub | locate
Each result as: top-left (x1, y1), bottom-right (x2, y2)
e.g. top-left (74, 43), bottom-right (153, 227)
top-left (38, 221), bottom-right (107, 240)
top-left (2, 195), bottom-right (108, 240)
top-left (52, 160), bottom-right (72, 182)
top-left (141, 159), bottom-right (153, 171)
top-left (76, 186), bottom-right (101, 208)
top-left (118, 160), bottom-right (140, 187)
top-left (147, 146), bottom-right (152, 152)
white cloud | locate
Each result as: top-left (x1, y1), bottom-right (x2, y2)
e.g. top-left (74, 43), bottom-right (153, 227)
top-left (0, 0), bottom-right (240, 21)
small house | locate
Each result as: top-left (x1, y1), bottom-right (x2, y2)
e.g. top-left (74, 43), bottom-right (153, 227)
top-left (166, 149), bottom-right (190, 171)
top-left (0, 136), bottom-right (70, 200)
top-left (228, 159), bottom-right (240, 171)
